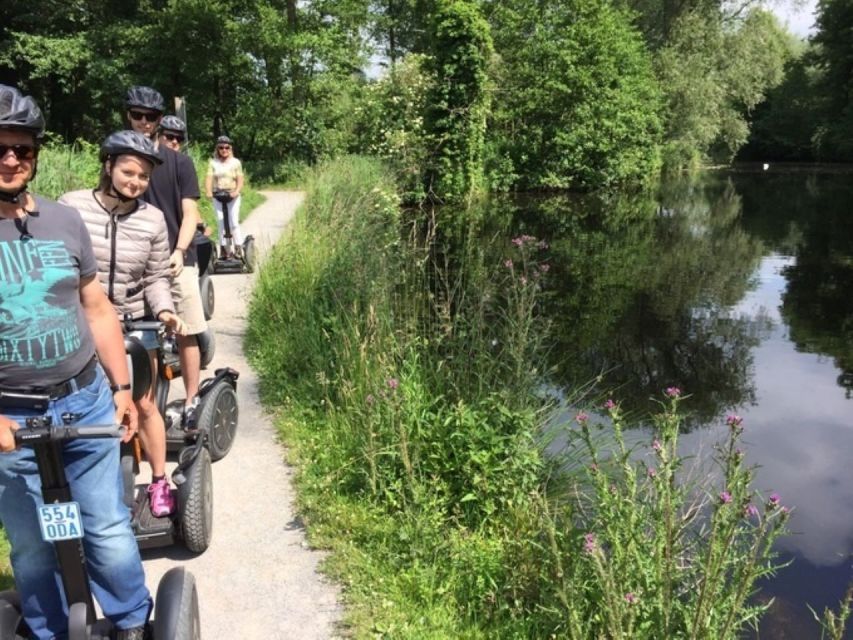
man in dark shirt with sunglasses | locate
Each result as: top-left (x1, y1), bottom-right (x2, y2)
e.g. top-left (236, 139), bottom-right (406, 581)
top-left (125, 86), bottom-right (207, 428)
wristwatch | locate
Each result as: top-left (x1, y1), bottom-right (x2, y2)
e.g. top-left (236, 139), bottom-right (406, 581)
top-left (111, 383), bottom-right (132, 393)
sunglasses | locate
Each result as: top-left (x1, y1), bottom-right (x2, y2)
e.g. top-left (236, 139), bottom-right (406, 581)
top-left (129, 110), bottom-right (160, 123)
top-left (217, 145), bottom-right (231, 150)
top-left (163, 133), bottom-right (184, 143)
top-left (0, 144), bottom-right (36, 161)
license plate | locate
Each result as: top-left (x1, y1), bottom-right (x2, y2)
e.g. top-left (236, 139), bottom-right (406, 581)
top-left (38, 502), bottom-right (84, 542)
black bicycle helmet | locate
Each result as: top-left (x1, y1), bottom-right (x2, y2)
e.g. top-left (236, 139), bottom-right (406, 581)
top-left (216, 135), bottom-right (232, 145)
top-left (100, 130), bottom-right (163, 166)
top-left (159, 115), bottom-right (186, 134)
top-left (0, 85), bottom-right (45, 139)
top-left (125, 85), bottom-right (165, 113)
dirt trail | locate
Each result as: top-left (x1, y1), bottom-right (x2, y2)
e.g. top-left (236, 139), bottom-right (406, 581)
top-left (140, 191), bottom-right (342, 639)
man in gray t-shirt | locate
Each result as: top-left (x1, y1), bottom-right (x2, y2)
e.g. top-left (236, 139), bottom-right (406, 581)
top-left (0, 197), bottom-right (98, 388)
top-left (0, 85), bottom-right (151, 640)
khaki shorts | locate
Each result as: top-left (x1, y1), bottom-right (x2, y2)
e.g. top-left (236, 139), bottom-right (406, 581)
top-left (172, 265), bottom-right (208, 335)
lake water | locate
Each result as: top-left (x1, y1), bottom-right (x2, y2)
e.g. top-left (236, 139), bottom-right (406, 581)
top-left (505, 170), bottom-right (852, 637)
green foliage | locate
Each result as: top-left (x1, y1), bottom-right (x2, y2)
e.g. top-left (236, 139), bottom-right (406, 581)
top-left (657, 9), bottom-right (792, 168)
top-left (350, 54), bottom-right (433, 201)
top-left (808, 0), bottom-right (853, 160)
top-left (422, 0), bottom-right (493, 203)
top-left (485, 0), bottom-right (663, 190)
top-left (30, 141), bottom-right (101, 199)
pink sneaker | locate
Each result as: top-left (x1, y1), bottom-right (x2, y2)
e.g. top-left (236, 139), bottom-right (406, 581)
top-left (147, 478), bottom-right (175, 517)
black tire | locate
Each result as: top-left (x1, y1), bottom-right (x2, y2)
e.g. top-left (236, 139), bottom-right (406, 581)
top-left (0, 590), bottom-right (29, 639)
top-left (199, 274), bottom-right (214, 321)
top-left (152, 567), bottom-right (201, 640)
top-left (242, 236), bottom-right (256, 273)
top-left (196, 329), bottom-right (215, 370)
top-left (67, 601), bottom-right (89, 640)
top-left (198, 380), bottom-right (238, 461)
top-left (177, 447), bottom-right (213, 553)
top-left (120, 453), bottom-right (137, 509)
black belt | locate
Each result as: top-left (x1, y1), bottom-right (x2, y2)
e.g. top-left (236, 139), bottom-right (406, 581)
top-left (0, 357), bottom-right (98, 408)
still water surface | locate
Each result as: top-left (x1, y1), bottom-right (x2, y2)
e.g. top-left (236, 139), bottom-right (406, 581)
top-left (508, 170), bottom-right (852, 637)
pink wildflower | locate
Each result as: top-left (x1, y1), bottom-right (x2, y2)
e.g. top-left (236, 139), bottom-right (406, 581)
top-left (575, 412), bottom-right (589, 424)
top-left (386, 378), bottom-right (399, 390)
top-left (744, 503), bottom-right (759, 518)
top-left (366, 394), bottom-right (375, 406)
top-left (583, 533), bottom-right (597, 554)
top-left (767, 493), bottom-right (780, 509)
top-left (504, 259), bottom-right (513, 269)
top-left (624, 593), bottom-right (637, 605)
top-left (665, 386), bottom-right (682, 398)
top-left (652, 439), bottom-right (662, 452)
top-left (726, 414), bottom-right (744, 429)
top-left (604, 399), bottom-right (616, 410)
top-left (647, 467), bottom-right (657, 478)
top-left (720, 491), bottom-right (733, 504)
top-left (520, 276), bottom-right (528, 286)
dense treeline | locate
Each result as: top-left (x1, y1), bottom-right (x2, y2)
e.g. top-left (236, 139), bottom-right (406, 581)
top-left (742, 0), bottom-right (853, 162)
top-left (0, 0), bottom-right (829, 199)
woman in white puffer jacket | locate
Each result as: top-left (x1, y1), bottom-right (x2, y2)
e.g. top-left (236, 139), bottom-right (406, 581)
top-left (60, 130), bottom-right (186, 517)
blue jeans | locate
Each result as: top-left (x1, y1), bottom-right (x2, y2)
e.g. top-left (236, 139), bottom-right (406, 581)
top-left (0, 365), bottom-right (150, 639)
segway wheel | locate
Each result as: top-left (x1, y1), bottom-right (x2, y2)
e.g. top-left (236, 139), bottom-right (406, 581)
top-left (120, 452), bottom-right (138, 509)
top-left (197, 328), bottom-right (216, 370)
top-left (152, 567), bottom-right (200, 640)
top-left (0, 590), bottom-right (29, 639)
top-left (177, 447), bottom-right (213, 553)
top-left (199, 379), bottom-right (239, 461)
top-left (199, 273), bottom-right (215, 321)
top-left (242, 236), bottom-right (256, 273)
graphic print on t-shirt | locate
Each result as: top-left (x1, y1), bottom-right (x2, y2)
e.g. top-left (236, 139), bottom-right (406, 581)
top-left (0, 239), bottom-right (82, 368)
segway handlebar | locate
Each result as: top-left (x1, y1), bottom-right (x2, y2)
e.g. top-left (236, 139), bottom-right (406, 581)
top-left (213, 189), bottom-right (234, 204)
top-left (15, 417), bottom-right (124, 446)
top-left (124, 320), bottom-right (164, 333)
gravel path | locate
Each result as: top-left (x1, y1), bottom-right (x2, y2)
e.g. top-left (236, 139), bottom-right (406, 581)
top-left (140, 191), bottom-right (342, 639)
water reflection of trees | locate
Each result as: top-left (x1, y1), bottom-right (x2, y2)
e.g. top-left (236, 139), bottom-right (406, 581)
top-left (769, 177), bottom-right (853, 386)
top-left (520, 175), bottom-right (768, 426)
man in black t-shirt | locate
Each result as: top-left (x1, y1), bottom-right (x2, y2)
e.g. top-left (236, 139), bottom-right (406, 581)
top-left (125, 86), bottom-right (208, 426)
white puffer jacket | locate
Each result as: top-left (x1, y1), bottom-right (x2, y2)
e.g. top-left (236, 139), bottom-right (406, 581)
top-left (59, 189), bottom-right (174, 321)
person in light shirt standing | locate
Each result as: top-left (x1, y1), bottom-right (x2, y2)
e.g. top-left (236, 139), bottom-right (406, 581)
top-left (204, 135), bottom-right (244, 259)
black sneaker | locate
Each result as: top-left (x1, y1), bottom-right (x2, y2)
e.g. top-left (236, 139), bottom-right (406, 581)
top-left (115, 626), bottom-right (147, 640)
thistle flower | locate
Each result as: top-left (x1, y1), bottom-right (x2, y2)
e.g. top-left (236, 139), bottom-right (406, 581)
top-left (726, 414), bottom-right (744, 429)
top-left (652, 439), bottom-right (662, 452)
top-left (624, 592), bottom-right (638, 605)
top-left (386, 378), bottom-right (399, 390)
top-left (575, 412), bottom-right (589, 425)
top-left (583, 533), bottom-right (597, 554)
top-left (720, 491), bottom-right (733, 504)
top-left (665, 386), bottom-right (682, 398)
top-left (604, 399), bottom-right (616, 410)
top-left (767, 493), bottom-right (781, 509)
top-left (744, 503), bottom-right (759, 518)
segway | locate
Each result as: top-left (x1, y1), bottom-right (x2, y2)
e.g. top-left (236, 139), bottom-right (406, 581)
top-left (122, 320), bottom-right (234, 553)
top-left (0, 416), bottom-right (200, 639)
top-left (195, 224), bottom-right (215, 321)
top-left (127, 319), bottom-right (238, 461)
top-left (211, 190), bottom-right (255, 274)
